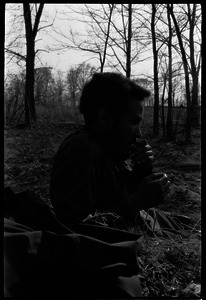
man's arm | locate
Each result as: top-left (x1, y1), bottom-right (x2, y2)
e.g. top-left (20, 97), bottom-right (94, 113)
top-left (126, 173), bottom-right (171, 215)
top-left (50, 146), bottom-right (98, 220)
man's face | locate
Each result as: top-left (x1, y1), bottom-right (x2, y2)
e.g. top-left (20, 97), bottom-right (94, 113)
top-left (112, 97), bottom-right (144, 160)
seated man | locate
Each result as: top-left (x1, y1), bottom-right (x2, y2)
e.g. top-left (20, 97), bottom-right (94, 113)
top-left (4, 73), bottom-right (171, 298)
top-left (50, 72), bottom-right (171, 226)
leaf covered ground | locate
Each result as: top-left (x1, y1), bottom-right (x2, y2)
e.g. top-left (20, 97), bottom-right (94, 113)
top-left (4, 122), bottom-right (201, 298)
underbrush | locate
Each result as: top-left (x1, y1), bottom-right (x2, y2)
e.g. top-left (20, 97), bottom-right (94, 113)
top-left (35, 103), bottom-right (83, 124)
top-left (86, 209), bottom-right (201, 297)
top-left (83, 208), bottom-right (201, 297)
top-left (138, 233), bottom-right (201, 297)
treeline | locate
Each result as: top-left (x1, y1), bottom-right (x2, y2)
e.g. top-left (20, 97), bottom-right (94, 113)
top-left (5, 4), bottom-right (201, 142)
top-left (5, 63), bottom-right (96, 125)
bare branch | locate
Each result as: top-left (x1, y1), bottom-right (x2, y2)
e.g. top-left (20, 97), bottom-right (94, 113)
top-left (35, 49), bottom-right (49, 55)
top-left (37, 22), bottom-right (54, 32)
top-left (5, 48), bottom-right (26, 61)
top-left (110, 45), bottom-right (126, 72)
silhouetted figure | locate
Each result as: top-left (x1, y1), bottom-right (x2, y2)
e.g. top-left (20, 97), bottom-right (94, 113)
top-left (50, 72), bottom-right (170, 225)
top-left (4, 72), bottom-right (171, 298)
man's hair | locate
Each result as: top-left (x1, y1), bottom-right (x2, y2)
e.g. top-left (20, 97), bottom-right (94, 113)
top-left (79, 72), bottom-right (151, 125)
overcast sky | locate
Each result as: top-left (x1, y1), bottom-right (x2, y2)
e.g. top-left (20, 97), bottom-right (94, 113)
top-left (5, 4), bottom-right (154, 78)
top-left (44, 4), bottom-right (154, 77)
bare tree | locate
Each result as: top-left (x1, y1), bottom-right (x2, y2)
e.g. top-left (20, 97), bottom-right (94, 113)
top-left (107, 4), bottom-right (133, 77)
top-left (85, 4), bottom-right (114, 72)
top-left (106, 4), bottom-right (149, 77)
top-left (166, 4), bottom-right (173, 141)
top-left (187, 4), bottom-right (201, 127)
top-left (50, 4), bottom-right (114, 73)
top-left (66, 63), bottom-right (96, 122)
top-left (158, 53), bottom-right (168, 139)
top-left (51, 4), bottom-right (149, 78)
top-left (126, 4), bottom-right (132, 78)
top-left (169, 4), bottom-right (191, 143)
top-left (23, 3), bottom-right (44, 126)
top-left (151, 4), bottom-right (160, 136)
top-left (5, 4), bottom-right (56, 127)
top-left (34, 66), bottom-right (53, 106)
top-left (53, 70), bottom-right (66, 103)
top-left (161, 72), bottom-right (167, 139)
top-left (5, 72), bottom-right (25, 125)
top-left (5, 4), bottom-right (27, 70)
top-left (168, 4), bottom-right (201, 142)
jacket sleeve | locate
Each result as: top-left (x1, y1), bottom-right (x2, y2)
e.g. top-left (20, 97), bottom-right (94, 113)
top-left (50, 144), bottom-right (98, 220)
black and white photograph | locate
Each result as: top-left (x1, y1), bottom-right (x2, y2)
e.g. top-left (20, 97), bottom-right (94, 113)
top-left (4, 3), bottom-right (201, 298)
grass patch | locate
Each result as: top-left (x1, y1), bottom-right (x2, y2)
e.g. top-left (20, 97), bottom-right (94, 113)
top-left (138, 234), bottom-right (201, 297)
top-left (82, 209), bottom-right (201, 297)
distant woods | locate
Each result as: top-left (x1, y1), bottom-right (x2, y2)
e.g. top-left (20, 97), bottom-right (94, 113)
top-left (5, 63), bottom-right (96, 126)
top-left (5, 4), bottom-right (201, 143)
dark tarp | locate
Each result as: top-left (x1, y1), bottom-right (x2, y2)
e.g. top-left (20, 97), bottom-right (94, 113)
top-left (4, 188), bottom-right (143, 298)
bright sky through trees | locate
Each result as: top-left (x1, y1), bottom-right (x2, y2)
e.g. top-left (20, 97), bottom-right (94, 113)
top-left (5, 4), bottom-right (154, 77)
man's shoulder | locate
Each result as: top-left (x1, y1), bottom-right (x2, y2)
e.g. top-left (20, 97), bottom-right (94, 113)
top-left (57, 128), bottom-right (102, 158)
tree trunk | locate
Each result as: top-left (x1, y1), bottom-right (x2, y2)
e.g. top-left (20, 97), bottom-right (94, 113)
top-left (101, 4), bottom-right (114, 73)
top-left (151, 4), bottom-right (159, 136)
top-left (24, 4), bottom-right (35, 126)
top-left (126, 4), bottom-right (132, 78)
top-left (161, 74), bottom-right (167, 139)
top-left (169, 4), bottom-right (191, 143)
top-left (25, 41), bottom-right (36, 126)
top-left (23, 3), bottom-right (44, 127)
top-left (166, 4), bottom-right (173, 140)
top-left (188, 4), bottom-right (201, 128)
top-left (190, 72), bottom-right (200, 128)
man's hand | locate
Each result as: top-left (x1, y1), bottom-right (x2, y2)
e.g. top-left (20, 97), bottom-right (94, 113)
top-left (129, 139), bottom-right (154, 178)
top-left (127, 173), bottom-right (171, 213)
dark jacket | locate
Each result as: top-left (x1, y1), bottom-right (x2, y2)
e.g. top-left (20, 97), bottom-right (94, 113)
top-left (50, 127), bottom-right (136, 223)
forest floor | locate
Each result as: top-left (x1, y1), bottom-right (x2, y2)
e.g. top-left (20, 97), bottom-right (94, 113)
top-left (4, 122), bottom-right (201, 298)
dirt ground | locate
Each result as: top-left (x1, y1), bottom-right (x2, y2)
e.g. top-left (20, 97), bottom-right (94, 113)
top-left (151, 130), bottom-right (201, 227)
